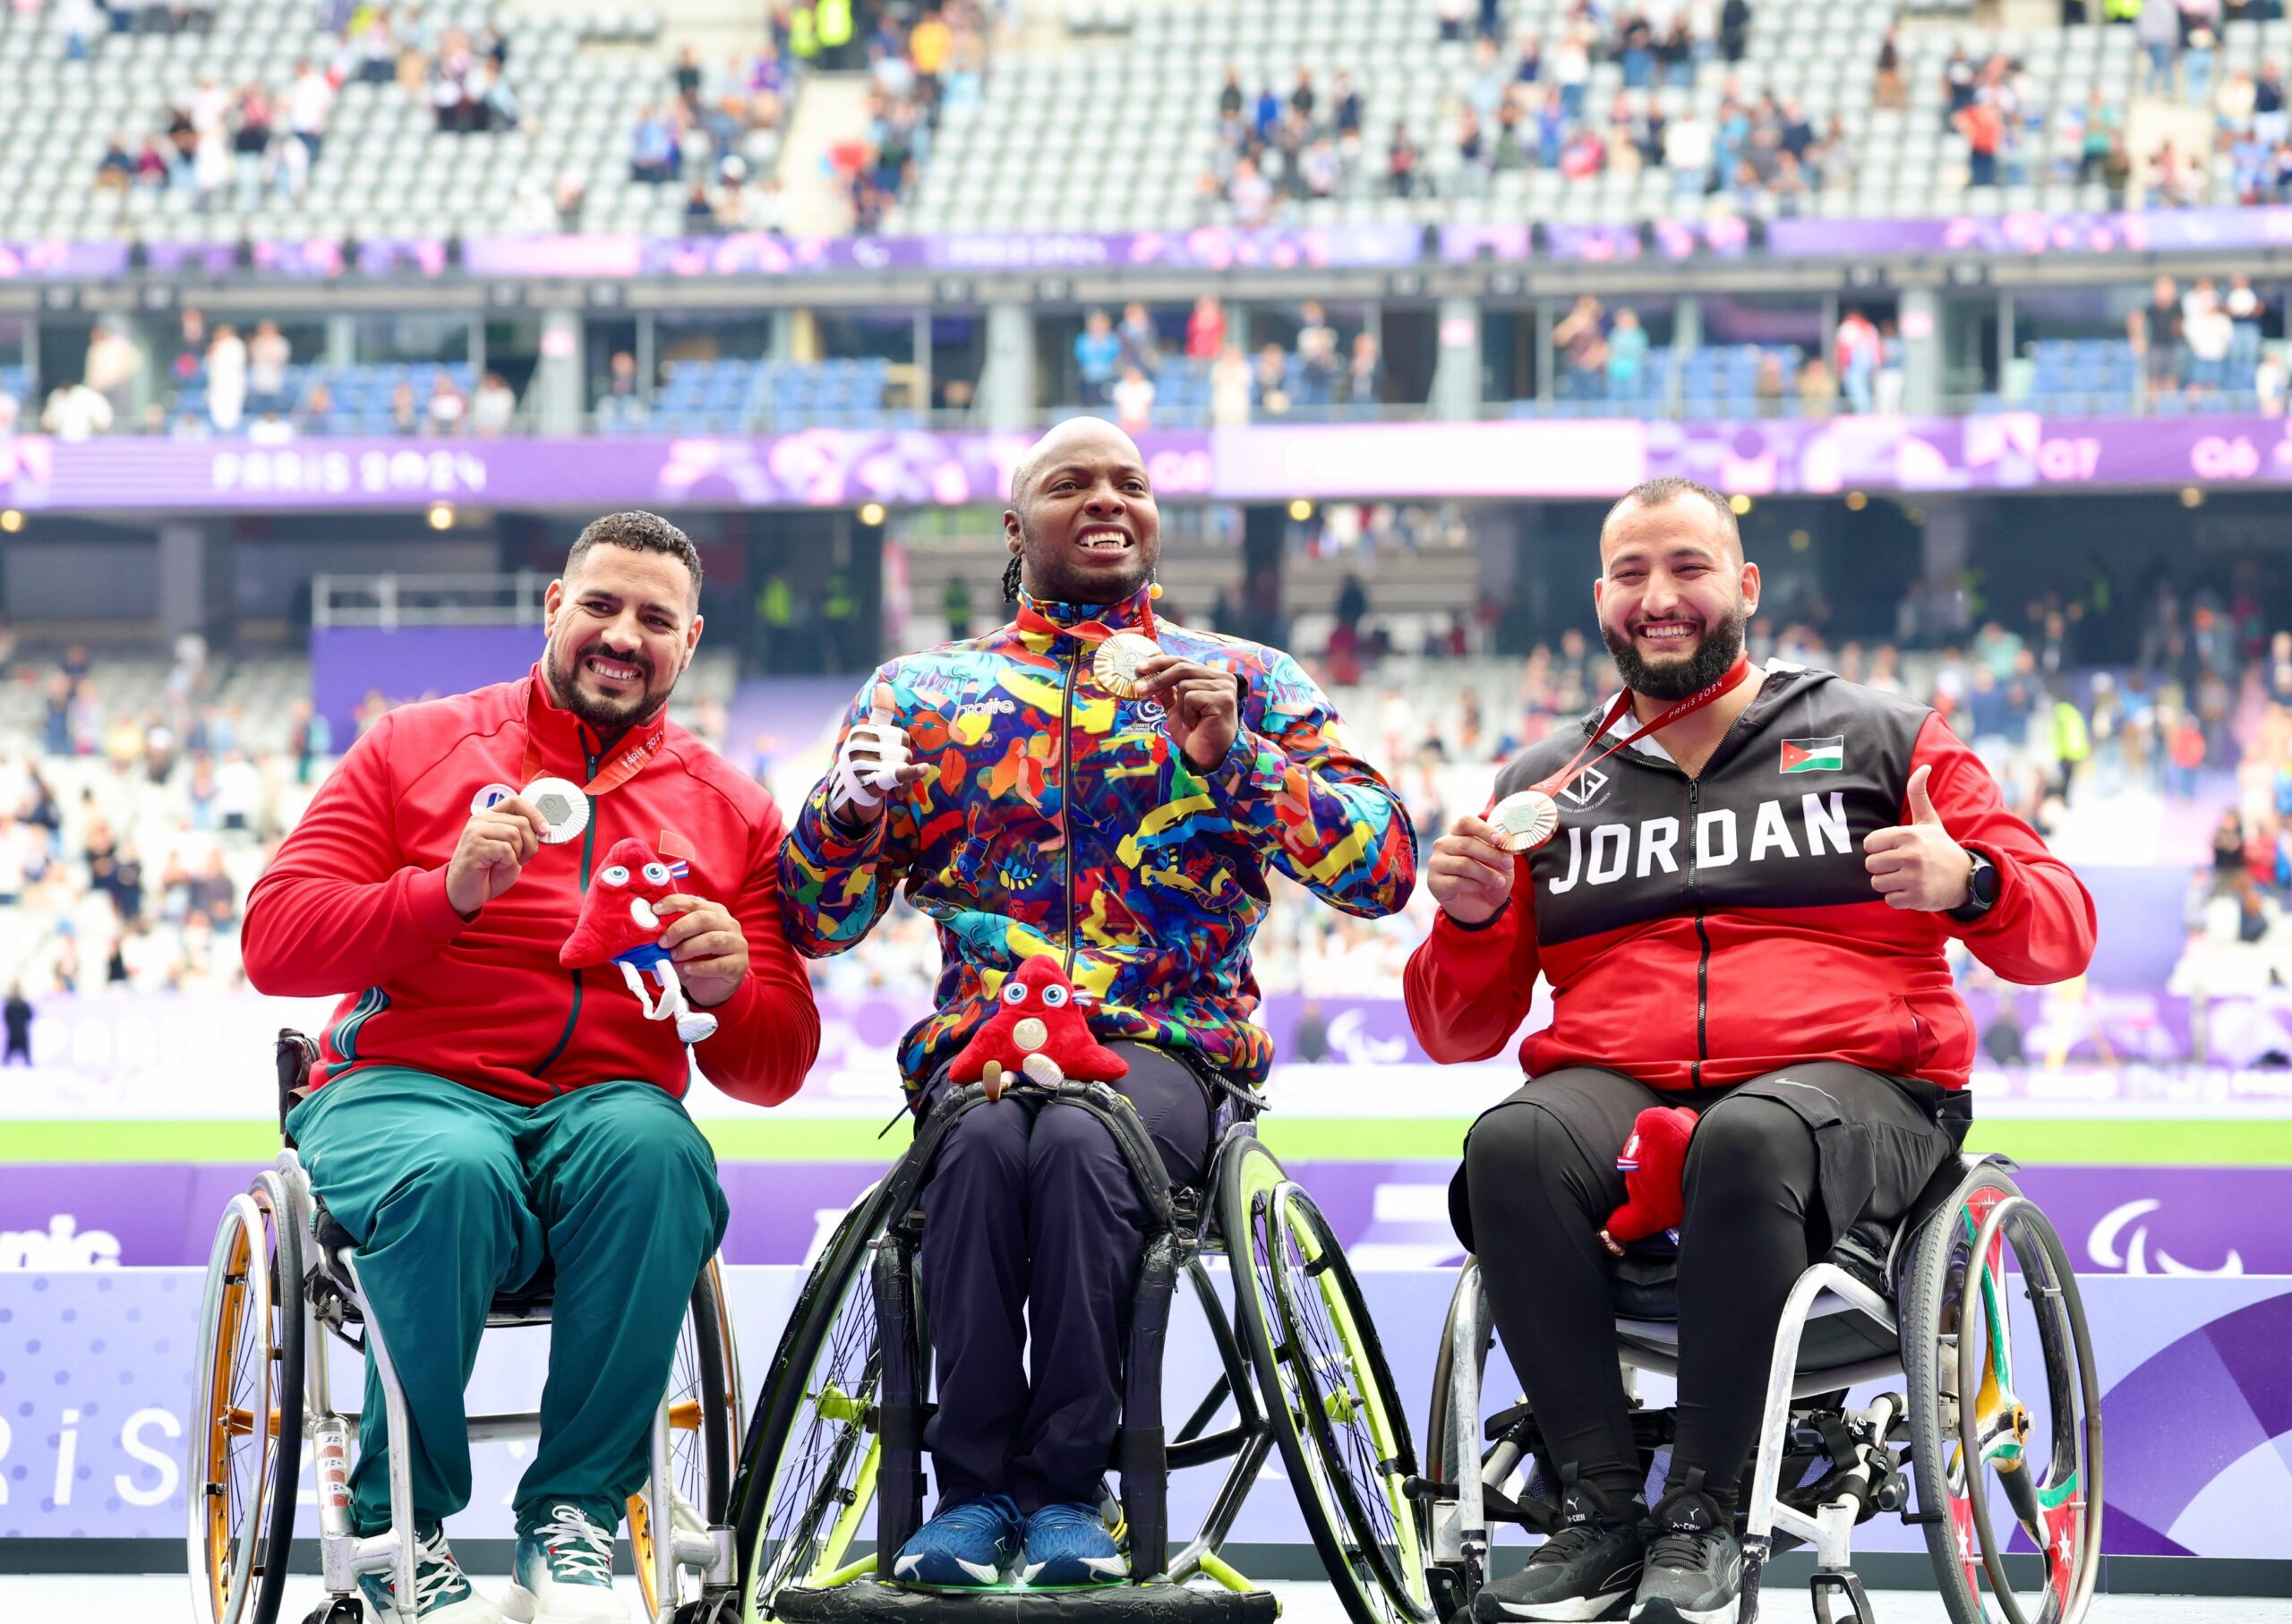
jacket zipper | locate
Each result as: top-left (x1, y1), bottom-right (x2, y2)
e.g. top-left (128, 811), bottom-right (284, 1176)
top-left (535, 749), bottom-right (600, 1083)
top-left (1688, 775), bottom-right (1710, 1085)
top-left (1059, 644), bottom-right (1081, 974)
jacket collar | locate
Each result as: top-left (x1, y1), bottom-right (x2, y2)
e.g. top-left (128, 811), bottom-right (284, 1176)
top-left (526, 663), bottom-right (620, 770)
top-left (1013, 582), bottom-right (1158, 645)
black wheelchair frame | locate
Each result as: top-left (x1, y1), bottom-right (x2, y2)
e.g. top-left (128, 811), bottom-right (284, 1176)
top-left (1420, 1154), bottom-right (2103, 1624)
top-left (732, 1074), bottom-right (1436, 1624)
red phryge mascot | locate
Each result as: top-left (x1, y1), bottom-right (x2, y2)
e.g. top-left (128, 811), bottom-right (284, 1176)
top-left (948, 957), bottom-right (1128, 1099)
top-left (560, 836), bottom-right (719, 1045)
top-left (1600, 1106), bottom-right (1698, 1255)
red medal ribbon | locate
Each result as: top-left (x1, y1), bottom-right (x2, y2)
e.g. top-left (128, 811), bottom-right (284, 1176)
top-left (1532, 656), bottom-right (1754, 799)
top-left (523, 680), bottom-right (667, 797)
top-left (1015, 596), bottom-right (1161, 645)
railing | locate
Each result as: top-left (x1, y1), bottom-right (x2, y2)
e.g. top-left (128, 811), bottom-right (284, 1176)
top-left (312, 572), bottom-right (551, 629)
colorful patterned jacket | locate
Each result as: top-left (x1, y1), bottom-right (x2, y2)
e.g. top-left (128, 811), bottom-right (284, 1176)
top-left (778, 582), bottom-right (1418, 1095)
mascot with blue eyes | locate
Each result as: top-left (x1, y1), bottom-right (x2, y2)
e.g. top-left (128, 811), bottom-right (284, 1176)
top-left (560, 835), bottom-right (720, 1044)
top-left (946, 957), bottom-right (1127, 1100)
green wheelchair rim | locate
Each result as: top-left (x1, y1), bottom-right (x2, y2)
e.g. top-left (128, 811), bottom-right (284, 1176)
top-left (1229, 1140), bottom-right (1432, 1623)
top-left (742, 1186), bottom-right (897, 1623)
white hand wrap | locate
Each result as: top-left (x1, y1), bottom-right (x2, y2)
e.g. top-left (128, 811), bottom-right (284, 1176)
top-left (830, 719), bottom-right (913, 815)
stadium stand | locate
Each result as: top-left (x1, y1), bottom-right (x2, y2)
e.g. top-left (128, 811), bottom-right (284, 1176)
top-left (902, 0), bottom-right (2290, 235)
top-left (0, 0), bottom-right (779, 245)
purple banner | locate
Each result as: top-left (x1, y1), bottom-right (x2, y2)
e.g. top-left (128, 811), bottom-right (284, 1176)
top-left (0, 205), bottom-right (2281, 292)
top-left (310, 624), bottom-right (540, 742)
top-left (5, 1158), bottom-right (2279, 1275)
top-left (0, 1267), bottom-right (2282, 1555)
top-left (1765, 203), bottom-right (2292, 261)
top-left (0, 430), bottom-right (1217, 512)
top-left (0, 239), bottom-right (132, 279)
top-left (0, 415), bottom-right (2285, 513)
top-left (460, 223), bottom-right (1427, 279)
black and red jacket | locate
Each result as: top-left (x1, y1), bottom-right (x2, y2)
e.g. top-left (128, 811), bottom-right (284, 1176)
top-left (1404, 666), bottom-right (2095, 1092)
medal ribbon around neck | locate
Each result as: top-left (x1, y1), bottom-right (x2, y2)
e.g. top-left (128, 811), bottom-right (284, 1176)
top-left (1536, 654), bottom-right (1753, 800)
top-left (522, 680), bottom-right (668, 798)
top-left (1014, 594), bottom-right (1161, 646)
top-left (1491, 656), bottom-right (1753, 850)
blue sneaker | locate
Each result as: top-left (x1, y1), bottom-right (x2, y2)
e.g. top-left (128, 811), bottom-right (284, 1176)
top-left (890, 1493), bottom-right (1023, 1588)
top-left (1020, 1501), bottom-right (1127, 1587)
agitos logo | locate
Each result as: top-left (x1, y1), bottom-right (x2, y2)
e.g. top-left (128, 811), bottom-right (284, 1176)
top-left (2086, 1199), bottom-right (2242, 1277)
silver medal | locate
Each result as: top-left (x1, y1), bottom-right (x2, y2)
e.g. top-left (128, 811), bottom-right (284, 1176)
top-left (469, 782), bottom-right (519, 816)
top-left (521, 775), bottom-right (591, 845)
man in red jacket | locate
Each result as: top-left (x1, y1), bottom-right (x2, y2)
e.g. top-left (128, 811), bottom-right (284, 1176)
top-left (1405, 478), bottom-right (2093, 1624)
top-left (244, 511), bottom-right (819, 1624)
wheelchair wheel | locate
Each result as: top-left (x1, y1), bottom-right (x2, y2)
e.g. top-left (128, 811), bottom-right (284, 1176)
top-left (733, 1178), bottom-right (901, 1621)
top-left (188, 1176), bottom-right (304, 1624)
top-left (1420, 1266), bottom-right (1496, 1619)
top-left (634, 1256), bottom-right (743, 1619)
top-left (1221, 1137), bottom-right (1435, 1624)
top-left (1902, 1165), bottom-right (2101, 1624)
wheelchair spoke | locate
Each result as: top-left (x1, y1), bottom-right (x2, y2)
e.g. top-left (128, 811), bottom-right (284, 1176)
top-left (1264, 1186), bottom-right (1428, 1622)
top-left (756, 1261), bottom-right (884, 1614)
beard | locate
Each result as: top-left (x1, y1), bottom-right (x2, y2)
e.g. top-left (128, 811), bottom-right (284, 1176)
top-left (1016, 511), bottom-right (1153, 607)
top-left (544, 636), bottom-right (674, 737)
top-left (1599, 603), bottom-right (1747, 701)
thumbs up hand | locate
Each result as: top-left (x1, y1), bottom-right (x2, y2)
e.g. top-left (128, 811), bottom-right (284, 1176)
top-left (1862, 763), bottom-right (1976, 911)
top-left (828, 680), bottom-right (932, 829)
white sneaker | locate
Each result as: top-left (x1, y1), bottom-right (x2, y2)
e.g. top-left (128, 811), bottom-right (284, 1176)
top-left (355, 1524), bottom-right (504, 1622)
top-left (501, 1503), bottom-right (629, 1622)
top-left (675, 1011), bottom-right (718, 1044)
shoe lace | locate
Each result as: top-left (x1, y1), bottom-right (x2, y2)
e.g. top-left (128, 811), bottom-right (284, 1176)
top-left (1647, 1523), bottom-right (1729, 1572)
top-left (532, 1504), bottom-right (615, 1585)
top-left (405, 1526), bottom-right (469, 1611)
top-left (1526, 1517), bottom-right (1614, 1567)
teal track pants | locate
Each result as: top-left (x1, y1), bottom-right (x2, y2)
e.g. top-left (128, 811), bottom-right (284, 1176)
top-left (286, 1066), bottom-right (731, 1536)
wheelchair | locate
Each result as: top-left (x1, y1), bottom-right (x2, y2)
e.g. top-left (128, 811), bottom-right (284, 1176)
top-left (189, 1030), bottom-right (745, 1624)
top-left (728, 1073), bottom-right (1436, 1624)
top-left (1420, 1155), bottom-right (2102, 1624)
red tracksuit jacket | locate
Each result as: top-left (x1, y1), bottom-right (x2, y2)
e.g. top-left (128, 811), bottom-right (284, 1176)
top-left (1404, 667), bottom-right (2095, 1091)
top-left (244, 668), bottom-right (819, 1107)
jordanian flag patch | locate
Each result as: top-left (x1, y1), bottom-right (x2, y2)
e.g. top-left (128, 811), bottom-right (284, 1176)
top-left (1780, 736), bottom-right (1844, 773)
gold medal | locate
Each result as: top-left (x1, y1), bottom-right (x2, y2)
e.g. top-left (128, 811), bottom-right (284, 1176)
top-left (1093, 631), bottom-right (1161, 700)
top-left (1490, 788), bottom-right (1561, 853)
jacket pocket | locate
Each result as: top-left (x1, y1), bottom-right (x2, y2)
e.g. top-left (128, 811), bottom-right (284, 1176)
top-left (1887, 994), bottom-right (1928, 1073)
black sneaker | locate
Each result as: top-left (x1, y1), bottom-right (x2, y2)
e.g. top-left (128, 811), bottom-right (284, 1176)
top-left (1630, 1483), bottom-right (1743, 1624)
top-left (1472, 1478), bottom-right (1646, 1623)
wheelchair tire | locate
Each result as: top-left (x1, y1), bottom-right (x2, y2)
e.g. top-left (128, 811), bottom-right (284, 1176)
top-left (1900, 1164), bottom-right (2101, 1624)
top-left (1220, 1137), bottom-right (1434, 1624)
top-left (732, 1177), bottom-right (902, 1622)
top-left (188, 1177), bottom-right (304, 1624)
top-left (1420, 1266), bottom-right (1492, 1619)
top-left (634, 1257), bottom-right (744, 1619)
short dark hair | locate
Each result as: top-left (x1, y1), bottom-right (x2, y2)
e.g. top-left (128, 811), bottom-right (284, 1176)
top-left (564, 510), bottom-right (703, 611)
top-left (1601, 476), bottom-right (1740, 555)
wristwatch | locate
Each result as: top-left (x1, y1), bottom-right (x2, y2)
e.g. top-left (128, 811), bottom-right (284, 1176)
top-left (1947, 848), bottom-right (1998, 922)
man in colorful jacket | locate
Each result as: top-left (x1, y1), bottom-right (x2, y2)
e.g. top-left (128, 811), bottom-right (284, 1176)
top-left (780, 416), bottom-right (1416, 1589)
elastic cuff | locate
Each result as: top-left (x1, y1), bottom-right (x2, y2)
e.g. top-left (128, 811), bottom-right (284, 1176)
top-left (1440, 897), bottom-right (1512, 933)
top-left (1946, 839), bottom-right (2008, 928)
top-left (1196, 728), bottom-right (1286, 805)
top-left (406, 864), bottom-right (475, 942)
top-left (689, 970), bottom-right (755, 1016)
top-left (805, 802), bottom-right (886, 863)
